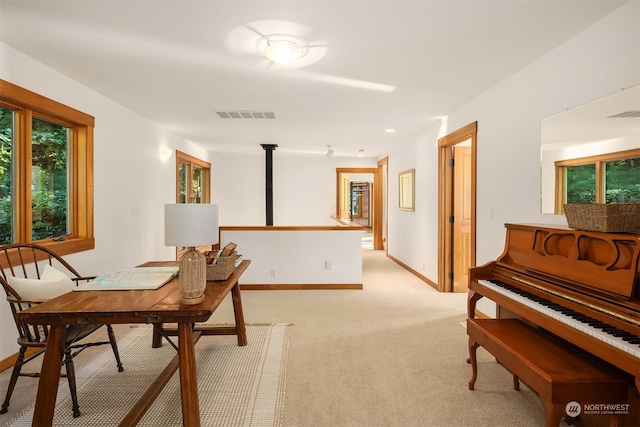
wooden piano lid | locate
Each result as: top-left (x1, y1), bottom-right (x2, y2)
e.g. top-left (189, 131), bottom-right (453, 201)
top-left (501, 223), bottom-right (640, 300)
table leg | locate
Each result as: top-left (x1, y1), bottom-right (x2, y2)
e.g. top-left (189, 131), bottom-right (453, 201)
top-left (152, 323), bottom-right (163, 348)
top-left (231, 282), bottom-right (247, 346)
top-left (32, 324), bottom-right (66, 426)
top-left (178, 322), bottom-right (200, 427)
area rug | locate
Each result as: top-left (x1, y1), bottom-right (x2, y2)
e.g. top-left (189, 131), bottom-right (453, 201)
top-left (4, 323), bottom-right (290, 427)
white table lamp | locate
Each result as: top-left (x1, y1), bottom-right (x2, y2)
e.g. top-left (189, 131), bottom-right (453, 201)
top-left (164, 204), bottom-right (219, 305)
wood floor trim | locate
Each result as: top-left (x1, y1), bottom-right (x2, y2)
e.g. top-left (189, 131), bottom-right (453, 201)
top-left (386, 253), bottom-right (439, 290)
top-left (0, 347), bottom-right (40, 373)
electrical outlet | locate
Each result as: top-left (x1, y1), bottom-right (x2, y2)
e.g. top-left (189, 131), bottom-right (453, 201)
top-left (325, 260), bottom-right (333, 270)
top-left (269, 269), bottom-right (277, 278)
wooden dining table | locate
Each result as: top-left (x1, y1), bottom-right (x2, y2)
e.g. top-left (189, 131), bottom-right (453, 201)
top-left (16, 259), bottom-right (251, 427)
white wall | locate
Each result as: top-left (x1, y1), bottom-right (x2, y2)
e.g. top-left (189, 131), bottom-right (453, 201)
top-left (220, 228), bottom-right (362, 285)
top-left (386, 1), bottom-right (639, 280)
top-left (0, 43), bottom-right (212, 271)
top-left (211, 151), bottom-right (376, 226)
top-left (0, 43), bottom-right (209, 358)
top-left (387, 130), bottom-right (440, 277)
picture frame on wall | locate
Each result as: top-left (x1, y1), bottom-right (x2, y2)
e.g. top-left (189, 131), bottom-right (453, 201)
top-left (399, 169), bottom-right (415, 211)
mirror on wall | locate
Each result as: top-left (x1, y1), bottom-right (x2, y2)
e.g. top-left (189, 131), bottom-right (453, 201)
top-left (540, 85), bottom-right (640, 214)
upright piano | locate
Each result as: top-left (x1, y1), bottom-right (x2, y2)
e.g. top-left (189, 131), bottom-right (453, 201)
top-left (468, 223), bottom-right (640, 393)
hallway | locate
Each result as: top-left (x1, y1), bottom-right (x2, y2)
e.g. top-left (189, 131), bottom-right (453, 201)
top-left (362, 231), bottom-right (373, 250)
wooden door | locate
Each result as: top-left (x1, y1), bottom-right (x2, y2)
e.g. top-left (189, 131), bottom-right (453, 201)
top-left (453, 146), bottom-right (472, 292)
top-left (438, 122), bottom-right (476, 292)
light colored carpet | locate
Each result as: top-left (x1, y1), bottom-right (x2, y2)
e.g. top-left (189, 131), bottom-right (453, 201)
top-left (1, 251), bottom-right (552, 426)
top-left (2, 323), bottom-right (290, 427)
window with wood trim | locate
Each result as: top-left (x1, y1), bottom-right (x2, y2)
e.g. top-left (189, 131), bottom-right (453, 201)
top-left (175, 150), bottom-right (211, 256)
top-left (555, 148), bottom-right (640, 213)
top-left (0, 80), bottom-right (94, 256)
top-left (176, 150), bottom-right (210, 205)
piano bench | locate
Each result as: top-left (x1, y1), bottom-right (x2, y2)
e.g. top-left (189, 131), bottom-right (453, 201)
top-left (467, 318), bottom-right (629, 427)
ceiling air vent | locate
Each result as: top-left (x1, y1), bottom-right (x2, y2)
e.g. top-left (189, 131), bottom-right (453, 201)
top-left (216, 111), bottom-right (276, 119)
top-left (607, 111), bottom-right (640, 118)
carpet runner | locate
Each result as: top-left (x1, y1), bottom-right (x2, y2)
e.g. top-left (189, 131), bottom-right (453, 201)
top-left (3, 323), bottom-right (290, 427)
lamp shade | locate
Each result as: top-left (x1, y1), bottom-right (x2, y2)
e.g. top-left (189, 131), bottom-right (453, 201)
top-left (164, 204), bottom-right (219, 247)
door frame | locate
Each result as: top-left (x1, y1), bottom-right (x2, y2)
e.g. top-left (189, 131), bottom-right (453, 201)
top-left (336, 167), bottom-right (382, 250)
top-left (377, 157), bottom-right (388, 252)
top-left (437, 122), bottom-right (477, 292)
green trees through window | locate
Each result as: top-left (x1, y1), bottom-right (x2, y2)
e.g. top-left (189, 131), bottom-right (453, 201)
top-left (566, 164), bottom-right (596, 204)
top-left (0, 108), bottom-right (70, 244)
top-left (31, 117), bottom-right (69, 241)
top-left (559, 150), bottom-right (640, 210)
top-left (605, 158), bottom-right (640, 203)
top-left (0, 107), bottom-right (12, 244)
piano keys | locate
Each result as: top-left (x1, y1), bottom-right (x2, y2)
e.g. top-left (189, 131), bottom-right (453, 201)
top-left (477, 279), bottom-right (640, 359)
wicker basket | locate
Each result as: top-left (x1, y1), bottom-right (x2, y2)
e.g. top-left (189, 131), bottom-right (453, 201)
top-left (206, 252), bottom-right (238, 281)
top-left (564, 203), bottom-right (640, 234)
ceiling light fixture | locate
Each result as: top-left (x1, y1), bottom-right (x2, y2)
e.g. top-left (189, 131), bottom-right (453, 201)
top-left (326, 145), bottom-right (334, 158)
top-left (263, 38), bottom-right (307, 64)
top-left (385, 128), bottom-right (396, 133)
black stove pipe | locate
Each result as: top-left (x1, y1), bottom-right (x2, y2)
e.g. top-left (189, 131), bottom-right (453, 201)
top-left (260, 144), bottom-right (278, 226)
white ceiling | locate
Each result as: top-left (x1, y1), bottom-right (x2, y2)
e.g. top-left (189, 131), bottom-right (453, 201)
top-left (0, 0), bottom-right (628, 158)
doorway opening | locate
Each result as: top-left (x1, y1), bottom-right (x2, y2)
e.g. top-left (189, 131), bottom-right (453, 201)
top-left (438, 122), bottom-right (477, 292)
top-left (350, 182), bottom-right (372, 230)
top-left (336, 167), bottom-right (383, 250)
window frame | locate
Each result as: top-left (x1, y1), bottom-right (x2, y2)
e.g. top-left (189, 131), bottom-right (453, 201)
top-left (175, 150), bottom-right (210, 205)
top-left (554, 147), bottom-right (640, 213)
top-left (175, 150), bottom-right (211, 258)
top-left (0, 80), bottom-right (94, 259)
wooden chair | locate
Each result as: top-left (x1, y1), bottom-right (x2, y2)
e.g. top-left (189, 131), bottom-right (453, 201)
top-left (0, 243), bottom-right (123, 418)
